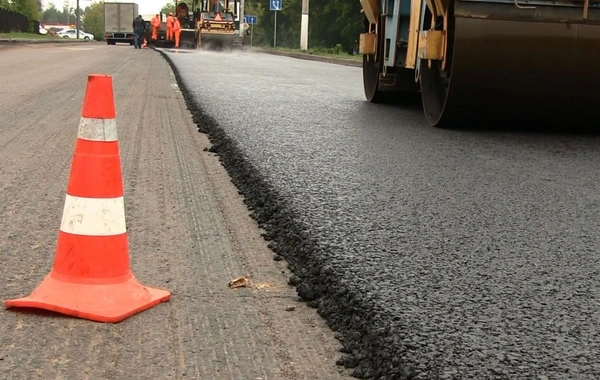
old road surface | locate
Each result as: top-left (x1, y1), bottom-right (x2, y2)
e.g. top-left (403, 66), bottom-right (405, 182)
top-left (0, 44), bottom-right (350, 380)
top-left (157, 47), bottom-right (600, 380)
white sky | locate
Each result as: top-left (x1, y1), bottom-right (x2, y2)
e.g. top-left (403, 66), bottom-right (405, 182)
top-left (43, 0), bottom-right (169, 16)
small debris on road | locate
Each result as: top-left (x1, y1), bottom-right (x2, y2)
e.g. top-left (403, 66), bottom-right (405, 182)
top-left (228, 276), bottom-right (250, 289)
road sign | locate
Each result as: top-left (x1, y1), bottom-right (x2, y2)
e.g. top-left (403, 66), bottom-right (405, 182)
top-left (243, 15), bottom-right (258, 25)
top-left (270, 0), bottom-right (282, 11)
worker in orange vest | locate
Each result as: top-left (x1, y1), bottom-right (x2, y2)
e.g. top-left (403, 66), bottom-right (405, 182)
top-left (166, 12), bottom-right (175, 41)
top-left (151, 14), bottom-right (161, 40)
top-left (173, 17), bottom-right (181, 48)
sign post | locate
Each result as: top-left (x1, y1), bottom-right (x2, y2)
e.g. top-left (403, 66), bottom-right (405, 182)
top-left (270, 0), bottom-right (282, 48)
top-left (243, 15), bottom-right (258, 46)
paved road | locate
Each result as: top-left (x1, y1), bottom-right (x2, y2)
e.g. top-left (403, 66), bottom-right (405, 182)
top-left (0, 44), bottom-right (349, 380)
top-left (161, 48), bottom-right (600, 380)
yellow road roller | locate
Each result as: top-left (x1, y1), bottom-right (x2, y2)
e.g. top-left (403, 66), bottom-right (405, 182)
top-left (359, 0), bottom-right (600, 127)
top-left (196, 0), bottom-right (241, 51)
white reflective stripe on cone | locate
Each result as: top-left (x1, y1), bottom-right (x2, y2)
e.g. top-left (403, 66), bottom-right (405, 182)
top-left (60, 194), bottom-right (126, 236)
top-left (77, 117), bottom-right (118, 142)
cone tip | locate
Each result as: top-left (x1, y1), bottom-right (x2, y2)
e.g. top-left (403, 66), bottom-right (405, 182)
top-left (82, 74), bottom-right (116, 120)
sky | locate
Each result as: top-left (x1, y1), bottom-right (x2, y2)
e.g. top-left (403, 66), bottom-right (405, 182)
top-left (43, 0), bottom-right (170, 16)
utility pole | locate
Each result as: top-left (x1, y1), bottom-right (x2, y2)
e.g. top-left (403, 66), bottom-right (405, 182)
top-left (76, 0), bottom-right (80, 39)
top-left (239, 0), bottom-right (245, 41)
top-left (300, 0), bottom-right (308, 50)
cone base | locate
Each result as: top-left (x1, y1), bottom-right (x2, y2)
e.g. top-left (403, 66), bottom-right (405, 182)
top-left (4, 272), bottom-right (171, 323)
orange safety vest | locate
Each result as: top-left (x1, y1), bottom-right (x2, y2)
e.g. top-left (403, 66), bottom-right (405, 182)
top-left (173, 19), bottom-right (181, 31)
top-left (151, 16), bottom-right (161, 27)
top-left (166, 15), bottom-right (174, 28)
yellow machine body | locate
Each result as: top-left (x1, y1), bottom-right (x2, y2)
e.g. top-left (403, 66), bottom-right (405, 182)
top-left (359, 0), bottom-right (600, 127)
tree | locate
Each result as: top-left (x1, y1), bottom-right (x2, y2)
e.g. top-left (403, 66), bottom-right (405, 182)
top-left (160, 1), bottom-right (175, 14)
top-left (241, 0), bottom-right (363, 52)
top-left (41, 3), bottom-right (65, 23)
top-left (82, 1), bottom-right (103, 40)
top-left (12, 0), bottom-right (41, 31)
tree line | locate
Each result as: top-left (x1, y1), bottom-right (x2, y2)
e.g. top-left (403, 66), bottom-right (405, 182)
top-left (39, 1), bottom-right (104, 40)
top-left (0, 0), bottom-right (41, 32)
top-left (29, 0), bottom-right (364, 50)
top-left (243, 0), bottom-right (363, 53)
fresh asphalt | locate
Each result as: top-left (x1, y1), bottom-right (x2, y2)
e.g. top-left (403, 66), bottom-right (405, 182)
top-left (159, 47), bottom-right (600, 380)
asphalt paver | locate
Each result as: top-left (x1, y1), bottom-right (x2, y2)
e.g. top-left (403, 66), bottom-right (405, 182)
top-left (161, 48), bottom-right (600, 380)
top-left (0, 44), bottom-right (349, 380)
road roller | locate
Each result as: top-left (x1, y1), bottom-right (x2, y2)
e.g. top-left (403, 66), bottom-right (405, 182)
top-left (196, 0), bottom-right (241, 51)
top-left (359, 0), bottom-right (600, 127)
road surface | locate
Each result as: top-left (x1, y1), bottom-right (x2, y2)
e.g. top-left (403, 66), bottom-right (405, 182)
top-left (0, 43), bottom-right (349, 380)
top-left (160, 47), bottom-right (600, 380)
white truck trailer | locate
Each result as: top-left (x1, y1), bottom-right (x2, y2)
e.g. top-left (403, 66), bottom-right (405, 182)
top-left (104, 2), bottom-right (139, 45)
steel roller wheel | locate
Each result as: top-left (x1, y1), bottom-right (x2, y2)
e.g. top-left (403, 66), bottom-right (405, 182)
top-left (363, 16), bottom-right (387, 103)
top-left (419, 3), bottom-right (455, 127)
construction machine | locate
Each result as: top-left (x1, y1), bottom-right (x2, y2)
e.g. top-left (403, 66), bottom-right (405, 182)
top-left (152, 1), bottom-right (243, 50)
top-left (173, 1), bottom-right (200, 48)
top-left (359, 0), bottom-right (600, 127)
top-left (196, 0), bottom-right (242, 50)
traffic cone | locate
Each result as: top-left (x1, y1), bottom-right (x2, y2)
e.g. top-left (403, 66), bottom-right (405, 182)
top-left (4, 74), bottom-right (171, 323)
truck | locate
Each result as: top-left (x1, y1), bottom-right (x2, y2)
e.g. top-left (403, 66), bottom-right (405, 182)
top-left (104, 2), bottom-right (139, 45)
top-left (358, 0), bottom-right (600, 127)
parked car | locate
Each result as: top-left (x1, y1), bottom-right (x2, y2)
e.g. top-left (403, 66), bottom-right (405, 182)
top-left (57, 29), bottom-right (94, 40)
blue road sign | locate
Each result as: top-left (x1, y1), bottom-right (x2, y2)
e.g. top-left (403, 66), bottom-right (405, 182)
top-left (270, 0), bottom-right (282, 11)
top-left (244, 15), bottom-right (258, 25)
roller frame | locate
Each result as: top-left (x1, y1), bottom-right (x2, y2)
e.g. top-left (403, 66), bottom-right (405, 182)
top-left (359, 0), bottom-right (600, 127)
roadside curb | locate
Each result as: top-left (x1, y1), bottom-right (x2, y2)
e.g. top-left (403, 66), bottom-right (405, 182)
top-left (248, 47), bottom-right (362, 68)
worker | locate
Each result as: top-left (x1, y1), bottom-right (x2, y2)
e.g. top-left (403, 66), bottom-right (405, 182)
top-left (132, 15), bottom-right (145, 49)
top-left (173, 17), bottom-right (181, 48)
top-left (166, 12), bottom-right (175, 41)
top-left (151, 13), bottom-right (161, 40)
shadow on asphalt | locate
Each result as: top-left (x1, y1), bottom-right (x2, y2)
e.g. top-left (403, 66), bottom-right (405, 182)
top-left (445, 119), bottom-right (600, 136)
top-left (360, 96), bottom-right (600, 137)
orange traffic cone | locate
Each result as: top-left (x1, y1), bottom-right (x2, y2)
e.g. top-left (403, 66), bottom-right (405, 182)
top-left (143, 38), bottom-right (148, 48)
top-left (4, 74), bottom-right (171, 323)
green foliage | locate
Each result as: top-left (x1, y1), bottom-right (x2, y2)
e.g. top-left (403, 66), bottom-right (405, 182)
top-left (160, 1), bottom-right (176, 14)
top-left (41, 2), bottom-right (78, 24)
top-left (11, 0), bottom-right (40, 31)
top-left (82, 1), bottom-right (103, 40)
top-left (243, 0), bottom-right (362, 53)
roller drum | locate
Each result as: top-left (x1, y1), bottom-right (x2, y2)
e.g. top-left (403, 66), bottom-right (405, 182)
top-left (421, 15), bottom-right (600, 127)
top-left (199, 33), bottom-right (235, 51)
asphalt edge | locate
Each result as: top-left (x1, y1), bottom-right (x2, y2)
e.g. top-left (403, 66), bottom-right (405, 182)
top-left (248, 47), bottom-right (362, 68)
top-left (153, 47), bottom-right (411, 380)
